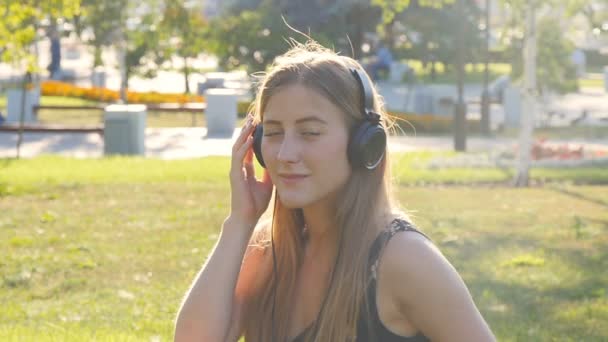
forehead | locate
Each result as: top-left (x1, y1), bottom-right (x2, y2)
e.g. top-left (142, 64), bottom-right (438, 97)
top-left (263, 84), bottom-right (345, 124)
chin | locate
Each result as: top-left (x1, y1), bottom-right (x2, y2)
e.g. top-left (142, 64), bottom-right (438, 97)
top-left (276, 190), bottom-right (314, 209)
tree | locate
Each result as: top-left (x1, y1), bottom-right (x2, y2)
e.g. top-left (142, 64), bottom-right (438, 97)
top-left (499, 0), bottom-right (591, 95)
top-left (389, 0), bottom-right (482, 71)
top-left (566, 0), bottom-right (608, 30)
top-left (160, 0), bottom-right (208, 93)
top-left (372, 0), bottom-right (455, 23)
top-left (0, 0), bottom-right (80, 72)
top-left (534, 17), bottom-right (578, 95)
top-left (123, 7), bottom-right (166, 91)
top-left (208, 0), bottom-right (382, 72)
top-left (206, 6), bottom-right (292, 72)
top-left (280, 0), bottom-right (382, 59)
top-left (77, 0), bottom-right (127, 68)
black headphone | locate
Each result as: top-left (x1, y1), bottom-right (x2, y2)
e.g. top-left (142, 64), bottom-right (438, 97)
top-left (252, 67), bottom-right (387, 170)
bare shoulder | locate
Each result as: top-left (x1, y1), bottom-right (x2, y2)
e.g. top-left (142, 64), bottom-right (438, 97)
top-left (377, 228), bottom-right (496, 341)
top-left (378, 229), bottom-right (455, 297)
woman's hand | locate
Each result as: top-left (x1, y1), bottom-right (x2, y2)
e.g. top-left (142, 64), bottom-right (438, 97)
top-left (228, 115), bottom-right (273, 228)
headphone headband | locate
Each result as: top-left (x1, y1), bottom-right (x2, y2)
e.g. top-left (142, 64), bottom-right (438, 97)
top-left (350, 68), bottom-right (381, 124)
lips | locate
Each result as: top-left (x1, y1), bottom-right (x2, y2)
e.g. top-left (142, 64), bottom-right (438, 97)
top-left (278, 173), bottom-right (309, 184)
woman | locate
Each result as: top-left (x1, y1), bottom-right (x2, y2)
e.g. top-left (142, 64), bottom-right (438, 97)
top-left (175, 41), bottom-right (495, 342)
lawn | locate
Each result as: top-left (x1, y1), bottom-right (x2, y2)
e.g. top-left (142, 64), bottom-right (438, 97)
top-left (405, 61), bottom-right (512, 84)
top-left (0, 155), bottom-right (607, 341)
top-left (405, 61), bottom-right (604, 90)
top-left (35, 108), bottom-right (207, 128)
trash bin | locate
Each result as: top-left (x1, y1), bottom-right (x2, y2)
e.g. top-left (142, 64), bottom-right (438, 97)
top-left (91, 67), bottom-right (106, 88)
top-left (204, 88), bottom-right (238, 138)
top-left (197, 73), bottom-right (227, 95)
top-left (604, 66), bottom-right (608, 93)
top-left (6, 88), bottom-right (38, 123)
top-left (103, 104), bottom-right (147, 156)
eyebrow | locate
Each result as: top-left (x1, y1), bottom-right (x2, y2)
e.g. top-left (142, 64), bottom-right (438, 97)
top-left (263, 116), bottom-right (328, 126)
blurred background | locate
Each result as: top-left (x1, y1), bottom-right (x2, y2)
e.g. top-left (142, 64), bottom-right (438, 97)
top-left (0, 1), bottom-right (607, 341)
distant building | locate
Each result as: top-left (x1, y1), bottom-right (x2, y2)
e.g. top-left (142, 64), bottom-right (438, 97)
top-left (203, 0), bottom-right (220, 18)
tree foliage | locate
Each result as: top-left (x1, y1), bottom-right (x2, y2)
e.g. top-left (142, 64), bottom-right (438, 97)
top-left (159, 0), bottom-right (208, 93)
top-left (388, 0), bottom-right (482, 70)
top-left (499, 0), bottom-right (594, 94)
top-left (77, 0), bottom-right (126, 67)
top-left (0, 0), bottom-right (80, 72)
top-left (207, 0), bottom-right (383, 71)
top-left (372, 0), bottom-right (455, 23)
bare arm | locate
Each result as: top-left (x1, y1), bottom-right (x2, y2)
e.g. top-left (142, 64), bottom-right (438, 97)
top-left (175, 115), bottom-right (273, 342)
top-left (382, 233), bottom-right (496, 341)
top-left (174, 217), bottom-right (254, 342)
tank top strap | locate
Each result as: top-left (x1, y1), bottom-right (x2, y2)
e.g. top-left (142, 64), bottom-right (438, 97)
top-left (368, 218), bottom-right (429, 282)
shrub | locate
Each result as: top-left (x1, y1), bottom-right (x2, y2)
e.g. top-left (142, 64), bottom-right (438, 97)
top-left (41, 81), bottom-right (205, 104)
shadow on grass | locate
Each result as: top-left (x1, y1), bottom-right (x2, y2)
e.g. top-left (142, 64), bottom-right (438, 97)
top-left (443, 231), bottom-right (607, 340)
top-left (546, 187), bottom-right (608, 208)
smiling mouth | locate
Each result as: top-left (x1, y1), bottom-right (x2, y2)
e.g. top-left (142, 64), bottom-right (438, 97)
top-left (278, 174), bottom-right (309, 183)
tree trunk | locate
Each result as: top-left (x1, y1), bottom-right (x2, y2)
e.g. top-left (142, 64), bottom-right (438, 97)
top-left (384, 19), bottom-right (396, 50)
top-left (183, 56), bottom-right (190, 94)
top-left (93, 45), bottom-right (103, 67)
top-left (453, 0), bottom-right (467, 152)
top-left (514, 3), bottom-right (536, 187)
top-left (348, 6), bottom-right (364, 59)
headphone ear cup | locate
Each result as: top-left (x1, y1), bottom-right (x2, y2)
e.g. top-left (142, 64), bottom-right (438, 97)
top-left (348, 122), bottom-right (387, 170)
top-left (252, 124), bottom-right (266, 168)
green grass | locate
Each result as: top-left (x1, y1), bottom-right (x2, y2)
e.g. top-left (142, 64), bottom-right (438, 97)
top-left (0, 95), bottom-right (96, 108)
top-left (1, 153), bottom-right (607, 197)
top-left (405, 61), bottom-right (512, 84)
top-left (35, 109), bottom-right (208, 128)
top-left (579, 77), bottom-right (605, 89)
top-left (498, 126), bottom-right (608, 140)
top-left (0, 155), bottom-right (606, 341)
top-left (404, 61), bottom-right (606, 90)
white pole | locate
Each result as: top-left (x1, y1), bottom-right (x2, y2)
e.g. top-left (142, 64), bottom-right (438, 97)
top-left (515, 2), bottom-right (536, 187)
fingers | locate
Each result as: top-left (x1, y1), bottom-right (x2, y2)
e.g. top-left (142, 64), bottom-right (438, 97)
top-left (234, 135), bottom-right (254, 164)
top-left (244, 148), bottom-right (255, 183)
top-left (233, 115), bottom-right (255, 152)
top-left (232, 116), bottom-right (255, 166)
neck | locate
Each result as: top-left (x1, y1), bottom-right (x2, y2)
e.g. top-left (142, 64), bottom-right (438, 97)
top-left (301, 199), bottom-right (340, 257)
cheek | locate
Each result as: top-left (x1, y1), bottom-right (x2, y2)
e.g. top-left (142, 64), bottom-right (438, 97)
top-left (310, 136), bottom-right (351, 175)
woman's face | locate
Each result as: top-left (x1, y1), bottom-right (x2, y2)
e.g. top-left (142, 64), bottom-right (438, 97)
top-left (261, 84), bottom-right (352, 209)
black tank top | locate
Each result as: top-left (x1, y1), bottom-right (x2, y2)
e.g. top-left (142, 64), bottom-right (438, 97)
top-left (292, 218), bottom-right (431, 342)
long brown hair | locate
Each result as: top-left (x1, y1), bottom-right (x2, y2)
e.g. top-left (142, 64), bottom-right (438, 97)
top-left (242, 40), bottom-right (409, 342)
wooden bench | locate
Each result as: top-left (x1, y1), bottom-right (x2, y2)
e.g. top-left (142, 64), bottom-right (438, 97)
top-left (0, 123), bottom-right (104, 134)
top-left (32, 103), bottom-right (207, 113)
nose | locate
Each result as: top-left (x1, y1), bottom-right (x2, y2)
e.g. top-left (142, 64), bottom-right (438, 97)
top-left (276, 134), bottom-right (301, 164)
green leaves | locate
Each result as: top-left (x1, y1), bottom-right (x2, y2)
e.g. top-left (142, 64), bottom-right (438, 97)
top-left (372, 0), bottom-right (455, 23)
top-left (0, 0), bottom-right (80, 71)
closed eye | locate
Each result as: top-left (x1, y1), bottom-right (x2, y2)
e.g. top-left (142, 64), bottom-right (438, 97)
top-left (302, 132), bottom-right (320, 136)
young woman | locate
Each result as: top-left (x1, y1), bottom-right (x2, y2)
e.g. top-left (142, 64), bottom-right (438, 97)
top-left (174, 41), bottom-right (495, 342)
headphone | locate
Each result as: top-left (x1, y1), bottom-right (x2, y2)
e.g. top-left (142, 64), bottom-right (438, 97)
top-left (252, 67), bottom-right (387, 170)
